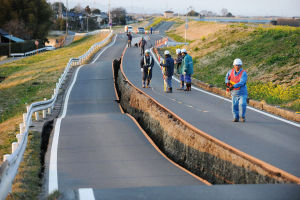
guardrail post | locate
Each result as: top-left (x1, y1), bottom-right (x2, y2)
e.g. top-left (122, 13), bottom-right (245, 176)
top-left (43, 109), bottom-right (47, 119)
top-left (19, 123), bottom-right (24, 134)
top-left (35, 111), bottom-right (39, 121)
top-left (43, 98), bottom-right (47, 119)
top-left (26, 105), bottom-right (32, 127)
top-left (23, 113), bottom-right (27, 127)
top-left (16, 133), bottom-right (23, 144)
top-left (54, 88), bottom-right (56, 95)
top-left (48, 107), bottom-right (52, 115)
top-left (12, 142), bottom-right (18, 153)
top-left (3, 154), bottom-right (10, 162)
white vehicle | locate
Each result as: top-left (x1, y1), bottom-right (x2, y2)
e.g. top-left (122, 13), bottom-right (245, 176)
top-left (124, 25), bottom-right (133, 33)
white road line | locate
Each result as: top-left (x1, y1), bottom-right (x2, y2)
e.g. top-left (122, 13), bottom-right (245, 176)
top-left (79, 188), bottom-right (95, 200)
top-left (91, 34), bottom-right (118, 64)
top-left (150, 48), bottom-right (300, 128)
top-left (48, 35), bottom-right (118, 194)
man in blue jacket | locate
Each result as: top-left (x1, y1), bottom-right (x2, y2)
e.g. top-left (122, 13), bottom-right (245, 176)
top-left (225, 58), bottom-right (248, 122)
top-left (160, 50), bottom-right (174, 93)
top-left (181, 49), bottom-right (193, 91)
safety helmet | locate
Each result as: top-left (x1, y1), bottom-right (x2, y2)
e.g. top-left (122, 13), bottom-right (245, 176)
top-left (164, 50), bottom-right (170, 55)
top-left (181, 49), bottom-right (187, 53)
top-left (145, 49), bottom-right (150, 54)
top-left (233, 58), bottom-right (243, 66)
top-left (176, 49), bottom-right (181, 54)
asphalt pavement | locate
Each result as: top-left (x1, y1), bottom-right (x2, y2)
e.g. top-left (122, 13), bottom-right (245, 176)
top-left (52, 34), bottom-right (203, 197)
top-left (123, 35), bottom-right (300, 178)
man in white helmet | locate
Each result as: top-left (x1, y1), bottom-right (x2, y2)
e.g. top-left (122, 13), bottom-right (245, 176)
top-left (174, 49), bottom-right (184, 90)
top-left (140, 49), bottom-right (154, 88)
top-left (225, 58), bottom-right (248, 122)
top-left (160, 50), bottom-right (174, 93)
top-left (181, 49), bottom-right (193, 91)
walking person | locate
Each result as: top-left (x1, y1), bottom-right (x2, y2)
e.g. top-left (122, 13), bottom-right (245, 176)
top-left (160, 50), bottom-right (174, 93)
top-left (181, 49), bottom-right (193, 91)
top-left (140, 49), bottom-right (154, 88)
top-left (225, 58), bottom-right (248, 122)
top-left (139, 37), bottom-right (147, 56)
top-left (150, 27), bottom-right (153, 34)
top-left (127, 32), bottom-right (132, 47)
top-left (174, 49), bottom-right (184, 90)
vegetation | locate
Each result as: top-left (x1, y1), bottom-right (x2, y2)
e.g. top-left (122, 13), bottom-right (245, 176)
top-left (0, 0), bottom-right (52, 40)
top-left (162, 21), bottom-right (300, 111)
top-left (7, 132), bottom-right (42, 200)
top-left (0, 32), bottom-right (109, 162)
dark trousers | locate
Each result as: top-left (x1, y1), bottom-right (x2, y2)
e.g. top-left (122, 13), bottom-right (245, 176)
top-left (140, 46), bottom-right (145, 56)
top-left (128, 40), bottom-right (132, 47)
top-left (142, 66), bottom-right (152, 84)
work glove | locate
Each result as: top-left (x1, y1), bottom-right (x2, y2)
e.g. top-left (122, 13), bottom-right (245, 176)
top-left (160, 61), bottom-right (163, 66)
top-left (183, 72), bottom-right (186, 75)
top-left (149, 67), bottom-right (151, 70)
top-left (229, 86), bottom-right (234, 91)
top-left (141, 68), bottom-right (143, 72)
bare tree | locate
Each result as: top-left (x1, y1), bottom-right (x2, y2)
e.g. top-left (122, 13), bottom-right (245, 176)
top-left (221, 8), bottom-right (228, 17)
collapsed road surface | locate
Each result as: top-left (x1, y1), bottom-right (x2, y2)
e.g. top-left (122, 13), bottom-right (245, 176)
top-left (122, 34), bottom-right (300, 178)
top-left (47, 34), bottom-right (207, 199)
top-left (45, 26), bottom-right (300, 198)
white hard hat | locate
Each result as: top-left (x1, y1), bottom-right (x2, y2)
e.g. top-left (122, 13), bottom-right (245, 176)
top-left (181, 49), bottom-right (187, 53)
top-left (176, 49), bottom-right (181, 54)
top-left (164, 50), bottom-right (170, 55)
top-left (145, 49), bottom-right (150, 54)
top-left (233, 58), bottom-right (243, 66)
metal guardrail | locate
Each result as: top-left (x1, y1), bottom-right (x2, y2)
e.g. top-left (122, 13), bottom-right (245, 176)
top-left (0, 29), bottom-right (113, 200)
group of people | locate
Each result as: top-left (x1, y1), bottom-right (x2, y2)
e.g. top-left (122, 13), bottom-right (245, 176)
top-left (140, 47), bottom-right (248, 122)
top-left (130, 32), bottom-right (248, 122)
top-left (140, 48), bottom-right (194, 93)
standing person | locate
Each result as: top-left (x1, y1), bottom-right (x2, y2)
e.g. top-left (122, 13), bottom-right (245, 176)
top-left (174, 49), bottom-right (184, 90)
top-left (139, 37), bottom-right (147, 56)
top-left (181, 49), bottom-right (193, 91)
top-left (160, 50), bottom-right (174, 93)
top-left (140, 49), bottom-right (154, 88)
top-left (225, 58), bottom-right (248, 122)
top-left (127, 32), bottom-right (132, 47)
top-left (150, 27), bottom-right (153, 34)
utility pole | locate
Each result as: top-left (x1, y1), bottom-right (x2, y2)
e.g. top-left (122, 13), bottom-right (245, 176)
top-left (66, 0), bottom-right (68, 35)
top-left (108, 0), bottom-right (112, 30)
top-left (8, 32), bottom-right (11, 57)
top-left (87, 15), bottom-right (89, 33)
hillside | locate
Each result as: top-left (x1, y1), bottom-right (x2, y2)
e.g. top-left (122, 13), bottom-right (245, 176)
top-left (0, 32), bottom-right (109, 162)
top-left (162, 21), bottom-right (300, 112)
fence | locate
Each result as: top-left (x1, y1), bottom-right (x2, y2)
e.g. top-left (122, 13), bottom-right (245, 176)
top-left (0, 29), bottom-right (113, 200)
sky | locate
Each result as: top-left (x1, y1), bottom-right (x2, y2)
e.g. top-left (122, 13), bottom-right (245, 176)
top-left (48, 0), bottom-right (300, 17)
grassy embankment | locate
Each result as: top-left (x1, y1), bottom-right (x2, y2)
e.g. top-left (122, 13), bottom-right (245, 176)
top-left (0, 32), bottom-right (109, 164)
top-left (162, 20), bottom-right (300, 112)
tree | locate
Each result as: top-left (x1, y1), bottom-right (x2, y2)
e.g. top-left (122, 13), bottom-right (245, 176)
top-left (92, 9), bottom-right (101, 15)
top-left (85, 5), bottom-right (91, 15)
top-left (111, 7), bottom-right (126, 25)
top-left (187, 10), bottom-right (199, 17)
top-left (0, 0), bottom-right (53, 40)
top-left (221, 8), bottom-right (228, 17)
top-left (226, 12), bottom-right (234, 17)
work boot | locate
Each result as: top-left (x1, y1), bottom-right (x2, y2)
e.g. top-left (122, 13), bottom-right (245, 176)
top-left (241, 117), bottom-right (246, 122)
top-left (232, 118), bottom-right (239, 122)
top-left (184, 83), bottom-right (191, 91)
top-left (142, 81), bottom-right (146, 88)
top-left (146, 80), bottom-right (151, 88)
top-left (166, 87), bottom-right (172, 93)
top-left (177, 81), bottom-right (184, 90)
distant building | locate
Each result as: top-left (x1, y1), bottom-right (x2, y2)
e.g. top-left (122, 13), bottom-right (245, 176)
top-left (0, 29), bottom-right (25, 44)
top-left (164, 10), bottom-right (174, 18)
top-left (93, 12), bottom-right (108, 27)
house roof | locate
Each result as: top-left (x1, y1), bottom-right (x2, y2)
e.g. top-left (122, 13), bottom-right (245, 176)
top-left (164, 10), bottom-right (174, 13)
top-left (2, 34), bottom-right (25, 43)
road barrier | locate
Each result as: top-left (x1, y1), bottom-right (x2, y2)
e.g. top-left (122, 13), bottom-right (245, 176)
top-left (0, 29), bottom-right (113, 200)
